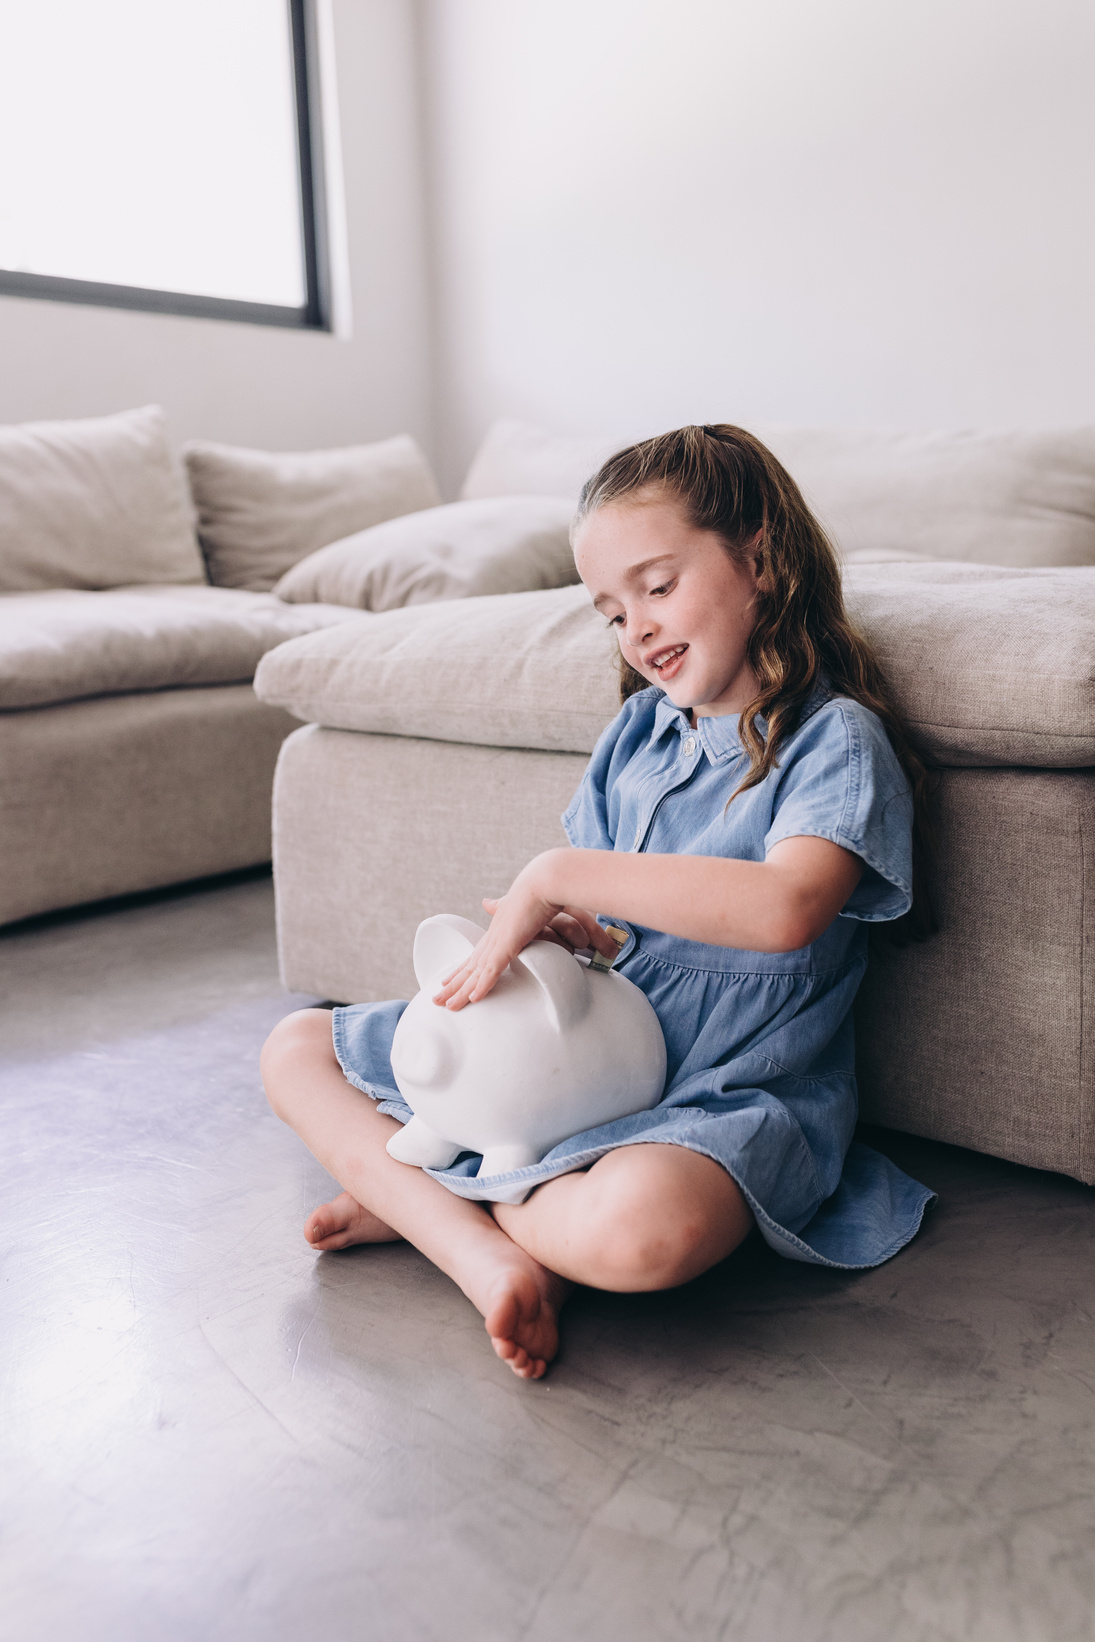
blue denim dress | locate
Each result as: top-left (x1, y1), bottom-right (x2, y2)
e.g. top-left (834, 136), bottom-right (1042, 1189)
top-left (333, 686), bottom-right (935, 1269)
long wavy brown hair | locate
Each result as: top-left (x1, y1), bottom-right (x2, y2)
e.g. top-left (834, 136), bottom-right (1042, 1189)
top-left (575, 423), bottom-right (935, 936)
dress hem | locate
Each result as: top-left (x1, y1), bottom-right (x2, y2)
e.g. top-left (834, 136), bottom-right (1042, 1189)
top-left (330, 1006), bottom-right (936, 1272)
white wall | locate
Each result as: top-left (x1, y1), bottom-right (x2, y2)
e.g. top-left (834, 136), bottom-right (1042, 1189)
top-left (5, 0), bottom-right (1092, 490)
top-left (0, 0), bottom-right (435, 459)
top-left (424, 0), bottom-right (1095, 489)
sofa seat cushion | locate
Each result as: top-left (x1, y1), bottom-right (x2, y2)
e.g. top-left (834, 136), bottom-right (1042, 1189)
top-left (0, 586), bottom-right (360, 710)
top-left (253, 565), bottom-right (1095, 769)
top-left (256, 583), bottom-right (619, 754)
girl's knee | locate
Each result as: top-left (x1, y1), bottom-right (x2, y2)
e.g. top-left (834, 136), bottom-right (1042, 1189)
top-left (260, 1008), bottom-right (335, 1118)
top-left (585, 1168), bottom-right (709, 1292)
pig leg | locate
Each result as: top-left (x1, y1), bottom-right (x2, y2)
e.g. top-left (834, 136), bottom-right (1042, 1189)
top-left (478, 1142), bottom-right (543, 1178)
top-left (386, 1115), bottom-right (463, 1170)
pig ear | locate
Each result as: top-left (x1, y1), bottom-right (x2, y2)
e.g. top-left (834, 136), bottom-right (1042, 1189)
top-left (413, 914), bottom-right (486, 991)
top-left (515, 939), bottom-right (590, 1033)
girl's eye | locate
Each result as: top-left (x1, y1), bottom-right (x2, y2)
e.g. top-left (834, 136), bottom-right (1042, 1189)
top-left (650, 580), bottom-right (674, 597)
top-left (605, 613), bottom-right (625, 627)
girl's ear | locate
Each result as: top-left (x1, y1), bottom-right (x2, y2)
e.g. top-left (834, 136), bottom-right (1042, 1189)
top-left (412, 914), bottom-right (486, 990)
top-left (749, 528), bottom-right (768, 586)
top-left (515, 939), bottom-right (591, 1033)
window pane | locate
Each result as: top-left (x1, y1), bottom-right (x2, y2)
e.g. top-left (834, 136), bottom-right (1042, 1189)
top-left (0, 0), bottom-right (306, 307)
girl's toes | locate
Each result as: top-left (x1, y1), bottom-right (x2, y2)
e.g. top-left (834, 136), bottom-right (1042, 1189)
top-left (490, 1335), bottom-right (533, 1375)
top-left (497, 1343), bottom-right (545, 1379)
top-left (304, 1193), bottom-right (353, 1248)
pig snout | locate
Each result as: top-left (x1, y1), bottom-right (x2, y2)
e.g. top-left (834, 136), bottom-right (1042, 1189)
top-left (390, 1018), bottom-right (459, 1090)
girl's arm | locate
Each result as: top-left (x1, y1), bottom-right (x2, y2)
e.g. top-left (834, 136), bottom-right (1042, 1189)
top-left (435, 837), bottom-right (864, 1010)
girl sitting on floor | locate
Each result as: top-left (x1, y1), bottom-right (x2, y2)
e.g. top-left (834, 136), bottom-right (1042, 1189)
top-left (261, 423), bottom-right (935, 1380)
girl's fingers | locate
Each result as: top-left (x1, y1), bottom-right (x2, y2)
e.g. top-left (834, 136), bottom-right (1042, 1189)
top-left (433, 910), bottom-right (617, 1011)
top-left (547, 913), bottom-right (587, 951)
top-left (435, 968), bottom-right (479, 1010)
top-left (434, 958), bottom-right (477, 1003)
top-left (534, 927), bottom-right (575, 951)
top-left (435, 948), bottom-right (508, 1009)
top-left (435, 887), bottom-right (564, 1009)
top-left (560, 907), bottom-right (619, 958)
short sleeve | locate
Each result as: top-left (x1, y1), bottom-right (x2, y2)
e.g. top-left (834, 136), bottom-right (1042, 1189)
top-left (764, 701), bottom-right (914, 922)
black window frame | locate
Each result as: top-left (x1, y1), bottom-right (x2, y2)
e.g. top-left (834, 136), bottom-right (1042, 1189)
top-left (0, 0), bottom-right (330, 331)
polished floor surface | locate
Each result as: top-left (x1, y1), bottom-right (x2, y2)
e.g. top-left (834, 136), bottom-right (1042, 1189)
top-left (2, 873), bottom-right (1094, 1642)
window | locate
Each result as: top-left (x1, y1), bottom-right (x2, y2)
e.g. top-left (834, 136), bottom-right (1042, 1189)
top-left (0, 0), bottom-right (329, 329)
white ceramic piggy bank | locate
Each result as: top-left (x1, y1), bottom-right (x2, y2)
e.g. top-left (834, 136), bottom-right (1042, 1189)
top-left (386, 914), bottom-right (667, 1188)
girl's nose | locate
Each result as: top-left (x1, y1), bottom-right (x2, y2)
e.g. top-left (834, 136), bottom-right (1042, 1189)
top-left (624, 610), bottom-right (654, 649)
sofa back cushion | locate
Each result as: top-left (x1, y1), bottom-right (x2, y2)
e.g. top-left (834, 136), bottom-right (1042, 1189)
top-left (758, 424), bottom-right (1095, 568)
top-left (254, 565), bottom-right (1095, 769)
top-left (461, 418), bottom-right (1095, 568)
top-left (185, 434), bottom-right (441, 592)
top-left (461, 420), bottom-right (619, 504)
top-left (0, 405), bottom-right (204, 592)
top-left (274, 496), bottom-right (579, 610)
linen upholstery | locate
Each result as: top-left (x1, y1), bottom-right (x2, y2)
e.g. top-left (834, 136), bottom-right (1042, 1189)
top-left (460, 418), bottom-right (617, 503)
top-left (0, 687), bottom-right (300, 924)
top-left (0, 405), bottom-right (204, 592)
top-left (0, 586), bottom-right (358, 710)
top-left (270, 729), bottom-right (1095, 1186)
top-left (841, 562), bottom-right (1095, 766)
top-left (855, 767), bottom-right (1095, 1183)
top-left (757, 423), bottom-right (1095, 567)
top-left (274, 496), bottom-right (579, 610)
top-left (272, 725), bottom-right (586, 1002)
top-left (185, 434), bottom-right (441, 592)
top-left (461, 417), bottom-right (1095, 567)
top-left (254, 569), bottom-right (1095, 768)
top-left (256, 584), bottom-right (620, 754)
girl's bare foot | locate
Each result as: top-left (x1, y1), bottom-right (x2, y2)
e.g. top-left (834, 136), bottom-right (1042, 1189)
top-left (305, 1190), bottom-right (402, 1251)
top-left (481, 1257), bottom-right (572, 1381)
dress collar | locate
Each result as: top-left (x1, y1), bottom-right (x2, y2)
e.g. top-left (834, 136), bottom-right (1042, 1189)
top-left (649, 681), bottom-right (833, 765)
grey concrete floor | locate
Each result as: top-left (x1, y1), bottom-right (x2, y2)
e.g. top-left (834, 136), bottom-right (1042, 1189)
top-left (2, 873), bottom-right (1094, 1642)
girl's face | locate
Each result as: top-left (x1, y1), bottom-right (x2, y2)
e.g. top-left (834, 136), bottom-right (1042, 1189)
top-left (573, 489), bottom-right (763, 718)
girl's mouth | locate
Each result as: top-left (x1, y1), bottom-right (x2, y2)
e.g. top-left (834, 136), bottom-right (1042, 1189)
top-left (649, 643), bottom-right (688, 680)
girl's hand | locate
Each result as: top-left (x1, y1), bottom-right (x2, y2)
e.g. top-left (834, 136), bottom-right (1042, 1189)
top-left (432, 859), bottom-right (619, 1011)
top-left (488, 899), bottom-right (620, 962)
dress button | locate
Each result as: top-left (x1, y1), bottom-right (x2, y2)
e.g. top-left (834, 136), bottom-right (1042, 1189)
top-left (682, 735), bottom-right (696, 756)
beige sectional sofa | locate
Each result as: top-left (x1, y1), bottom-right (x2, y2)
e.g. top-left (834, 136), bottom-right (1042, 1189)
top-left (253, 419), bottom-right (1095, 1187)
top-left (0, 408), bottom-right (591, 926)
top-left (0, 586), bottom-right (353, 925)
top-left (0, 406), bottom-right (442, 925)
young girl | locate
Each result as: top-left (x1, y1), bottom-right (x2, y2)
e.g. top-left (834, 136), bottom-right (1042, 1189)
top-left (261, 424), bottom-right (935, 1381)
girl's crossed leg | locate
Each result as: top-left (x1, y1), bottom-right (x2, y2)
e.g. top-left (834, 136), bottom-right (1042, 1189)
top-left (261, 1009), bottom-right (754, 1379)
